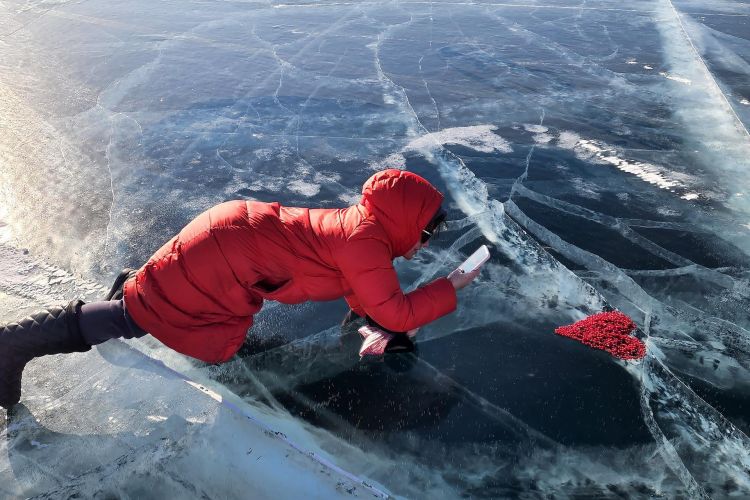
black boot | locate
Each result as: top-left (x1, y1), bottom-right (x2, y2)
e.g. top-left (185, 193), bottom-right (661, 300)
top-left (104, 268), bottom-right (136, 301)
top-left (0, 300), bottom-right (91, 409)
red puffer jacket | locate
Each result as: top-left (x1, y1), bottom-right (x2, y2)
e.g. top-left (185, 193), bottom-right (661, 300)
top-left (123, 169), bottom-right (457, 363)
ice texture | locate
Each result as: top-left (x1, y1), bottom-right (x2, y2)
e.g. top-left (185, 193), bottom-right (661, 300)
top-left (2, 0), bottom-right (750, 497)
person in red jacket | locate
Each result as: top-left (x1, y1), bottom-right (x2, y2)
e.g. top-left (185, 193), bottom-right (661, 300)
top-left (0, 169), bottom-right (481, 409)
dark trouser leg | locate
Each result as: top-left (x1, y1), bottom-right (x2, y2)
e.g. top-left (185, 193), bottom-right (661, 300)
top-left (0, 301), bottom-right (91, 409)
top-left (78, 299), bottom-right (147, 346)
top-left (1, 270), bottom-right (146, 409)
top-left (1, 298), bottom-right (148, 409)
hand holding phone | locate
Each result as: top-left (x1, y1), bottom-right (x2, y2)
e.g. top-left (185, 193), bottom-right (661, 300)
top-left (458, 245), bottom-right (490, 273)
top-left (448, 245), bottom-right (490, 290)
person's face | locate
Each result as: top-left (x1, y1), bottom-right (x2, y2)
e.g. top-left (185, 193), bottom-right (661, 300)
top-left (405, 206), bottom-right (443, 260)
top-left (403, 239), bottom-right (428, 260)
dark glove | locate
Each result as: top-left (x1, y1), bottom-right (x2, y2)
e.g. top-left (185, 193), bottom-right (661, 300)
top-left (365, 315), bottom-right (406, 335)
top-left (384, 333), bottom-right (415, 353)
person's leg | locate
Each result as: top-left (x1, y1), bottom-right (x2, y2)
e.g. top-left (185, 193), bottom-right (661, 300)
top-left (0, 296), bottom-right (148, 410)
top-left (0, 301), bottom-right (90, 409)
top-left (78, 299), bottom-right (147, 346)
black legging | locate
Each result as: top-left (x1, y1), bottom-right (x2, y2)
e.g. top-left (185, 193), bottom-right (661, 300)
top-left (78, 299), bottom-right (147, 346)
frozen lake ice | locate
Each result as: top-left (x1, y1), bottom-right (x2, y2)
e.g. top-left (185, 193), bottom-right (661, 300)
top-left (1, 0), bottom-right (750, 497)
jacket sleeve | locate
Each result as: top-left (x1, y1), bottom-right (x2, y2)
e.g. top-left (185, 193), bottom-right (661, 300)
top-left (337, 237), bottom-right (457, 332)
top-left (344, 293), bottom-right (366, 317)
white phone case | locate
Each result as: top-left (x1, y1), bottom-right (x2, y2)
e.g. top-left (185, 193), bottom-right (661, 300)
top-left (458, 245), bottom-right (490, 273)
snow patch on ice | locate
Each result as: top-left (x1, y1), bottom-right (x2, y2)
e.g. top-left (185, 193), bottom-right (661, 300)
top-left (532, 133), bottom-right (553, 144)
top-left (557, 130), bottom-right (581, 150)
top-left (656, 206), bottom-right (681, 217)
top-left (523, 124), bottom-right (548, 134)
top-left (288, 179), bottom-right (321, 197)
top-left (371, 125), bottom-right (513, 184)
top-left (240, 167), bottom-right (341, 199)
top-left (660, 72), bottom-right (692, 85)
top-left (245, 177), bottom-right (285, 192)
top-left (337, 190), bottom-right (361, 205)
top-left (405, 125), bottom-right (512, 154)
top-left (370, 152), bottom-right (406, 171)
top-left (0, 235), bottom-right (108, 310)
top-left (556, 131), bottom-right (697, 192)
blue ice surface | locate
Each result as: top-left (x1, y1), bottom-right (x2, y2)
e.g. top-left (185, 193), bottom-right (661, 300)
top-left (1, 0), bottom-right (749, 497)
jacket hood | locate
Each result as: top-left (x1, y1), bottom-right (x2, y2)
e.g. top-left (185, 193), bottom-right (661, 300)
top-left (360, 169), bottom-right (444, 257)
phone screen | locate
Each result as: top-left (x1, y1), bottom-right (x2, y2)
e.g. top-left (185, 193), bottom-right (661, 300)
top-left (458, 245), bottom-right (490, 273)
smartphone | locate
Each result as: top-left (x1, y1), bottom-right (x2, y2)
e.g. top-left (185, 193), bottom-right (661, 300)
top-left (458, 244), bottom-right (490, 273)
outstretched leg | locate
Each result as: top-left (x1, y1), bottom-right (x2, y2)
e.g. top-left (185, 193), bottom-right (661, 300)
top-left (0, 301), bottom-right (90, 409)
top-left (0, 269), bottom-right (147, 410)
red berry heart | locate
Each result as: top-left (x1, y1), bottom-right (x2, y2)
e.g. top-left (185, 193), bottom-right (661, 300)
top-left (555, 311), bottom-right (646, 360)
